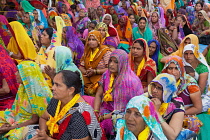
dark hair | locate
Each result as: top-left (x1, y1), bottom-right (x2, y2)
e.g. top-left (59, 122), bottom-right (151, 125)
top-left (133, 39), bottom-right (145, 50)
top-left (44, 28), bottom-right (54, 40)
top-left (128, 14), bottom-right (135, 18)
top-left (167, 9), bottom-right (174, 17)
top-left (184, 66), bottom-right (195, 74)
top-left (8, 2), bottom-right (15, 9)
top-left (57, 70), bottom-right (82, 94)
top-left (138, 17), bottom-right (147, 24)
top-left (195, 1), bottom-right (203, 8)
top-left (52, 16), bottom-right (56, 22)
top-left (70, 5), bottom-right (76, 10)
top-left (90, 20), bottom-right (98, 26)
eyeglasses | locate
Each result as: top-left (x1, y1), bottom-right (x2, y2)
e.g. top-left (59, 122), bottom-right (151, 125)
top-left (151, 83), bottom-right (163, 91)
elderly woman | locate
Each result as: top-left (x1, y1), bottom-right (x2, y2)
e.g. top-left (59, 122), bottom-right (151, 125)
top-left (31, 70), bottom-right (103, 140)
top-left (147, 73), bottom-right (185, 139)
top-left (115, 95), bottom-right (167, 140)
top-left (94, 49), bottom-right (144, 137)
top-left (79, 30), bottom-right (111, 96)
top-left (132, 17), bottom-right (153, 41)
top-left (0, 61), bottom-right (52, 139)
top-left (129, 38), bottom-right (156, 92)
top-left (7, 21), bottom-right (37, 62)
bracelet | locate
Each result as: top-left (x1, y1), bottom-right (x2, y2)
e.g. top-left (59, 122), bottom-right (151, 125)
top-left (9, 51), bottom-right (14, 56)
top-left (159, 118), bottom-right (165, 124)
top-left (94, 110), bottom-right (99, 113)
top-left (97, 69), bottom-right (100, 75)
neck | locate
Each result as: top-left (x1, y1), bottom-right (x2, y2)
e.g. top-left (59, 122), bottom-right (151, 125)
top-left (27, 23), bottom-right (30, 27)
top-left (134, 56), bottom-right (144, 64)
top-left (140, 28), bottom-right (145, 33)
top-left (112, 72), bottom-right (118, 77)
top-left (191, 59), bottom-right (200, 69)
top-left (92, 47), bottom-right (98, 52)
top-left (60, 95), bottom-right (74, 108)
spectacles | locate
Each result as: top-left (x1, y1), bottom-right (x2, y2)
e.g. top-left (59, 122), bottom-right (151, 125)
top-left (151, 83), bottom-right (163, 91)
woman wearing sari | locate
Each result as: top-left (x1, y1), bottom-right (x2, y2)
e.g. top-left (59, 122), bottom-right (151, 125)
top-left (31, 70), bottom-right (103, 140)
top-left (148, 39), bottom-right (164, 74)
top-left (116, 95), bottom-right (167, 140)
top-left (192, 10), bottom-right (210, 36)
top-left (95, 22), bottom-right (118, 50)
top-left (60, 4), bottom-right (72, 26)
top-left (7, 21), bottom-right (37, 62)
top-left (147, 73), bottom-right (185, 139)
top-left (105, 6), bottom-right (118, 26)
top-left (0, 15), bottom-right (11, 47)
top-left (118, 1), bottom-right (130, 18)
top-left (33, 9), bottom-right (48, 30)
top-left (0, 45), bottom-right (19, 111)
top-left (117, 16), bottom-right (132, 53)
top-left (94, 49), bottom-right (144, 137)
top-left (129, 38), bottom-right (156, 92)
top-left (186, 6), bottom-right (195, 25)
top-left (74, 8), bottom-right (90, 39)
top-left (0, 61), bottom-right (52, 140)
top-left (132, 17), bottom-right (153, 42)
top-left (62, 26), bottom-right (84, 66)
top-left (79, 30), bottom-right (111, 96)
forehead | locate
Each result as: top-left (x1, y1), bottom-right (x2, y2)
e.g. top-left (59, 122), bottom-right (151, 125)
top-left (152, 82), bottom-right (162, 87)
top-left (168, 62), bottom-right (177, 67)
top-left (53, 73), bottom-right (63, 83)
top-left (184, 50), bottom-right (193, 53)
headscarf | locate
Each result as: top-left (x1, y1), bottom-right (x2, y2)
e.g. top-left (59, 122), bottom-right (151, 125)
top-left (20, 0), bottom-right (35, 12)
top-left (82, 30), bottom-right (110, 69)
top-left (102, 49), bottom-right (144, 111)
top-left (95, 22), bottom-right (110, 42)
top-left (0, 61), bottom-right (52, 139)
top-left (198, 10), bottom-right (210, 24)
top-left (186, 6), bottom-right (195, 25)
top-left (178, 8), bottom-right (187, 15)
top-left (156, 7), bottom-right (166, 27)
top-left (0, 15), bottom-right (11, 46)
top-left (35, 9), bottom-right (48, 29)
top-left (137, 6), bottom-right (147, 17)
top-left (106, 6), bottom-right (117, 15)
top-left (149, 11), bottom-right (163, 39)
top-left (171, 34), bottom-right (198, 57)
top-left (182, 44), bottom-right (210, 95)
top-left (55, 16), bottom-right (66, 47)
top-left (117, 16), bottom-right (132, 42)
top-left (7, 21), bottom-right (37, 61)
top-left (115, 95), bottom-right (167, 140)
top-left (65, 26), bottom-right (84, 66)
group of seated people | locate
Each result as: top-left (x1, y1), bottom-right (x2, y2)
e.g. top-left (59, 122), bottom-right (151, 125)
top-left (0, 0), bottom-right (210, 139)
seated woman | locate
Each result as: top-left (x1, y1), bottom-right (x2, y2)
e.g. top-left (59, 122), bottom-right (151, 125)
top-left (60, 4), bottom-right (72, 26)
top-left (147, 73), bottom-right (185, 139)
top-left (192, 10), bottom-right (210, 36)
top-left (7, 21), bottom-right (37, 63)
top-left (0, 61), bottom-right (52, 139)
top-left (31, 70), bottom-right (103, 140)
top-left (94, 49), bottom-right (144, 137)
top-left (176, 15), bottom-right (193, 38)
top-left (62, 26), bottom-right (84, 66)
top-left (79, 30), bottom-right (111, 96)
top-left (148, 39), bottom-right (164, 74)
top-left (0, 45), bottom-right (19, 111)
top-left (95, 22), bottom-right (118, 51)
top-left (105, 6), bottom-right (118, 26)
top-left (132, 17), bottom-right (153, 41)
top-left (129, 38), bottom-right (156, 92)
top-left (128, 14), bottom-right (138, 29)
top-left (115, 95), bottom-right (167, 140)
top-left (162, 56), bottom-right (202, 114)
top-left (33, 9), bottom-right (48, 30)
top-left (117, 16), bottom-right (132, 53)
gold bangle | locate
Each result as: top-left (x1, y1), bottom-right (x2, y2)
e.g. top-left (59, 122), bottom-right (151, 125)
top-left (97, 69), bottom-right (100, 75)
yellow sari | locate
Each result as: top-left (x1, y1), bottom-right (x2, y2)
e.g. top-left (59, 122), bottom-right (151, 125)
top-left (7, 21), bottom-right (37, 63)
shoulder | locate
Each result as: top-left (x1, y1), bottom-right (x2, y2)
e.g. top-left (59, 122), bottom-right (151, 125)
top-left (196, 63), bottom-right (209, 74)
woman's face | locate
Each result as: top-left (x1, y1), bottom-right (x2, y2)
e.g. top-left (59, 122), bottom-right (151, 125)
top-left (125, 108), bottom-right (146, 137)
top-left (98, 27), bottom-right (106, 38)
top-left (131, 42), bottom-right (144, 58)
top-left (127, 7), bottom-right (133, 15)
top-left (88, 23), bottom-right (96, 32)
top-left (52, 73), bottom-right (73, 100)
top-left (148, 42), bottom-right (157, 56)
top-left (97, 7), bottom-right (103, 16)
top-left (108, 57), bottom-right (118, 74)
top-left (138, 19), bottom-right (146, 30)
top-left (88, 35), bottom-right (99, 49)
top-left (103, 15), bottom-right (111, 25)
top-left (166, 62), bottom-right (180, 81)
top-left (41, 30), bottom-right (51, 46)
top-left (129, 15), bottom-right (135, 24)
top-left (137, 7), bottom-right (142, 16)
top-left (62, 5), bottom-right (67, 13)
top-left (150, 82), bottom-right (163, 101)
top-left (15, 72), bottom-right (22, 84)
top-left (119, 18), bottom-right (126, 27)
top-left (0, 0), bottom-right (6, 5)
top-left (183, 38), bottom-right (191, 46)
top-left (195, 3), bottom-right (202, 11)
top-left (79, 9), bottom-right (85, 18)
top-left (198, 12), bottom-right (204, 20)
top-left (62, 27), bottom-right (67, 40)
top-left (203, 4), bottom-right (209, 12)
top-left (184, 50), bottom-right (196, 65)
top-left (33, 10), bottom-right (38, 20)
top-left (122, 2), bottom-right (127, 9)
top-left (151, 12), bottom-right (158, 23)
top-left (23, 13), bottom-right (30, 24)
top-left (110, 7), bottom-right (115, 14)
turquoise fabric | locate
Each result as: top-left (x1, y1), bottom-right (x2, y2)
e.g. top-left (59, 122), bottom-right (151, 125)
top-left (132, 25), bottom-right (153, 42)
top-left (197, 113), bottom-right (210, 140)
top-left (20, 0), bottom-right (35, 13)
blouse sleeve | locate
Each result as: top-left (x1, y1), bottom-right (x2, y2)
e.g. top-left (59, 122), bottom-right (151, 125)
top-left (195, 63), bottom-right (209, 75)
top-left (60, 111), bottom-right (89, 140)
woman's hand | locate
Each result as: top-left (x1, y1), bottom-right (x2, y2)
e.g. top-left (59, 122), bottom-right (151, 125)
top-left (85, 68), bottom-right (95, 77)
top-left (0, 123), bottom-right (12, 134)
top-left (31, 129), bottom-right (51, 140)
top-left (44, 65), bottom-right (56, 80)
top-left (151, 98), bottom-right (162, 112)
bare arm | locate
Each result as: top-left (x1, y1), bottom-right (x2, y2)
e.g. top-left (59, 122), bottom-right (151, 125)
top-left (94, 85), bottom-right (103, 111)
top-left (159, 112), bottom-right (184, 140)
top-left (10, 51), bottom-right (23, 60)
top-left (143, 71), bottom-right (155, 92)
top-left (39, 111), bottom-right (50, 131)
top-left (0, 79), bottom-right (10, 95)
top-left (79, 66), bottom-right (87, 75)
top-left (72, 136), bottom-right (91, 140)
top-left (198, 72), bottom-right (208, 94)
top-left (185, 91), bottom-right (202, 115)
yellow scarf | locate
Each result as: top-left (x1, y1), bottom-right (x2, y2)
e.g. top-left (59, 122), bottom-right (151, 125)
top-left (103, 73), bottom-right (115, 102)
top-left (138, 126), bottom-right (150, 140)
top-left (136, 57), bottom-right (145, 76)
top-left (46, 94), bottom-right (81, 136)
top-left (159, 103), bottom-right (169, 116)
top-left (90, 48), bottom-right (99, 61)
top-left (176, 79), bottom-right (181, 88)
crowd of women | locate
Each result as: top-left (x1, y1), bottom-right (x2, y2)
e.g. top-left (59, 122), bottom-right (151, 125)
top-left (0, 0), bottom-right (210, 139)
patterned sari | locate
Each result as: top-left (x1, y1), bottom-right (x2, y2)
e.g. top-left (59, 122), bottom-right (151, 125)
top-left (0, 15), bottom-right (11, 47)
top-left (0, 45), bottom-right (19, 111)
top-left (115, 95), bottom-right (167, 140)
top-left (0, 61), bottom-right (52, 140)
top-left (129, 38), bottom-right (157, 88)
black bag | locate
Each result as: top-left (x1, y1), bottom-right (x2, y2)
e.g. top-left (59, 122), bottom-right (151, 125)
top-left (199, 35), bottom-right (210, 45)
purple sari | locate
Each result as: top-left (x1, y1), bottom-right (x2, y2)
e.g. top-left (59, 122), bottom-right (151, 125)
top-left (74, 15), bottom-right (90, 38)
top-left (0, 15), bottom-right (11, 46)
